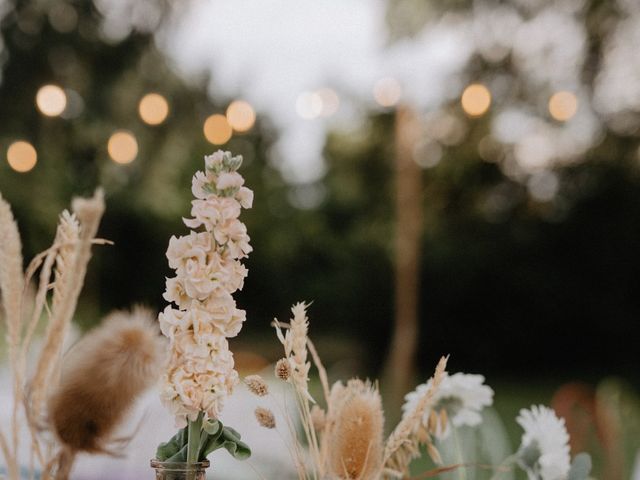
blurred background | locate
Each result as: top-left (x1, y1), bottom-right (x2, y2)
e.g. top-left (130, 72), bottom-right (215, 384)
top-left (0, 0), bottom-right (639, 478)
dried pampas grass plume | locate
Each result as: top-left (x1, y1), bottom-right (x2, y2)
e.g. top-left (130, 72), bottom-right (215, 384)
top-left (48, 306), bottom-right (166, 457)
top-left (0, 192), bottom-right (24, 362)
top-left (31, 190), bottom-right (105, 418)
top-left (327, 379), bottom-right (384, 480)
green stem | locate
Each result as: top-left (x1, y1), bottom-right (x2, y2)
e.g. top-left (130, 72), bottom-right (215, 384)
top-left (452, 428), bottom-right (466, 480)
top-left (488, 454), bottom-right (518, 480)
top-left (187, 412), bottom-right (204, 465)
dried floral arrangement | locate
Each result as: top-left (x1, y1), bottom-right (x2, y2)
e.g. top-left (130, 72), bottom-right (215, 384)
top-left (245, 302), bottom-right (594, 480)
top-left (0, 191), bottom-right (165, 480)
top-left (0, 150), bottom-right (597, 480)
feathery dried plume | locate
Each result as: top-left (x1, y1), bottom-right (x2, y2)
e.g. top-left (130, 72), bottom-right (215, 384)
top-left (48, 306), bottom-right (165, 456)
top-left (30, 190), bottom-right (104, 418)
top-left (383, 356), bottom-right (448, 477)
top-left (275, 358), bottom-right (290, 381)
top-left (310, 405), bottom-right (326, 433)
top-left (0, 192), bottom-right (24, 362)
top-left (326, 379), bottom-right (384, 480)
top-left (274, 302), bottom-right (312, 401)
top-left (0, 192), bottom-right (24, 480)
top-left (254, 407), bottom-right (276, 429)
top-left (244, 375), bottom-right (269, 397)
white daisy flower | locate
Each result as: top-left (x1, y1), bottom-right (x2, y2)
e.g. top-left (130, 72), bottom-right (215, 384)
top-left (402, 372), bottom-right (494, 438)
top-left (516, 405), bottom-right (571, 480)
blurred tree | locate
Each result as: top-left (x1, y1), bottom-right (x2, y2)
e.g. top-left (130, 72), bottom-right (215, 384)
top-left (0, 0), bottom-right (639, 393)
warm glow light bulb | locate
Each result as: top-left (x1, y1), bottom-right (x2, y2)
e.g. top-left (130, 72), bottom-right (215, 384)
top-left (139, 93), bottom-right (169, 125)
top-left (7, 141), bottom-right (37, 172)
top-left (226, 100), bottom-right (256, 132)
top-left (548, 91), bottom-right (578, 122)
top-left (203, 114), bottom-right (232, 145)
top-left (373, 77), bottom-right (402, 107)
top-left (461, 83), bottom-right (491, 117)
top-left (108, 131), bottom-right (138, 164)
top-left (36, 85), bottom-right (67, 117)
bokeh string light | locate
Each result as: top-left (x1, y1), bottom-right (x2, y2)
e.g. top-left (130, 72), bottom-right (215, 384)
top-left (36, 85), bottom-right (67, 117)
top-left (203, 114), bottom-right (232, 144)
top-left (373, 77), bottom-right (402, 107)
top-left (461, 83), bottom-right (491, 117)
top-left (548, 91), bottom-right (578, 122)
top-left (108, 131), bottom-right (138, 164)
top-left (138, 93), bottom-right (170, 125)
top-left (226, 100), bottom-right (256, 132)
top-left (6, 141), bottom-right (37, 172)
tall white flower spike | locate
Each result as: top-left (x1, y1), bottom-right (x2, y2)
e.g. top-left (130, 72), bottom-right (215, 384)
top-left (159, 150), bottom-right (253, 427)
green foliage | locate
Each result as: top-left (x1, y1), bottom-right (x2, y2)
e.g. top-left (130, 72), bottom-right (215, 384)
top-left (155, 419), bottom-right (250, 463)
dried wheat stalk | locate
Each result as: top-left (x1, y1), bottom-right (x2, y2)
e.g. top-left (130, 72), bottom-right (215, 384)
top-left (0, 192), bottom-right (25, 480)
top-left (0, 189), bottom-right (107, 480)
top-left (382, 356), bottom-right (448, 479)
top-left (29, 190), bottom-right (104, 419)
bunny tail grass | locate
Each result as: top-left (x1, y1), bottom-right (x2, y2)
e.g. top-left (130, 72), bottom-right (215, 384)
top-left (48, 306), bottom-right (166, 457)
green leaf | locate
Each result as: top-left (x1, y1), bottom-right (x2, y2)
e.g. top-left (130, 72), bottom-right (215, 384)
top-left (155, 427), bottom-right (188, 461)
top-left (222, 426), bottom-right (241, 441)
top-left (221, 437), bottom-right (251, 460)
top-left (165, 444), bottom-right (189, 462)
top-left (567, 453), bottom-right (592, 480)
top-left (157, 421), bottom-right (251, 463)
top-left (197, 422), bottom-right (251, 461)
top-left (203, 419), bottom-right (222, 436)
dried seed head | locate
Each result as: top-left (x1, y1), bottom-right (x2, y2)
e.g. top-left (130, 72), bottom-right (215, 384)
top-left (328, 379), bottom-right (384, 480)
top-left (275, 358), bottom-right (290, 381)
top-left (427, 442), bottom-right (442, 465)
top-left (428, 409), bottom-right (439, 435)
top-left (244, 375), bottom-right (269, 397)
top-left (311, 405), bottom-right (326, 432)
top-left (416, 424), bottom-right (430, 444)
top-left (255, 407), bottom-right (276, 429)
top-left (48, 307), bottom-right (165, 453)
top-left (439, 408), bottom-right (448, 429)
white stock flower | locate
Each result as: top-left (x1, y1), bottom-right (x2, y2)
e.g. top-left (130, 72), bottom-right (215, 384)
top-left (191, 170), bottom-right (212, 199)
top-left (516, 405), bottom-right (571, 480)
top-left (160, 151), bottom-right (252, 424)
top-left (205, 150), bottom-right (225, 171)
top-left (163, 276), bottom-right (191, 309)
top-left (236, 186), bottom-right (254, 208)
top-left (216, 171), bottom-right (245, 191)
top-left (183, 197), bottom-right (241, 232)
top-left (402, 372), bottom-right (494, 438)
top-left (158, 306), bottom-right (191, 338)
top-left (166, 231), bottom-right (211, 270)
top-left (214, 218), bottom-right (252, 258)
top-left (203, 293), bottom-right (246, 337)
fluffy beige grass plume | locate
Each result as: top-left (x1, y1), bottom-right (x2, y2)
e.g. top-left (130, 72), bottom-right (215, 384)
top-left (327, 379), bottom-right (384, 480)
top-left (48, 307), bottom-right (165, 456)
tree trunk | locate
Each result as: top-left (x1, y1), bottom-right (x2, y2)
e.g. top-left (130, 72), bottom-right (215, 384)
top-left (382, 105), bottom-right (424, 422)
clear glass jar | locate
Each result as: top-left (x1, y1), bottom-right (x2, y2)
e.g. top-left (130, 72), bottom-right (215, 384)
top-left (150, 459), bottom-right (210, 480)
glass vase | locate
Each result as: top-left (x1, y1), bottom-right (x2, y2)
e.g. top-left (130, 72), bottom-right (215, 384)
top-left (150, 459), bottom-right (210, 480)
